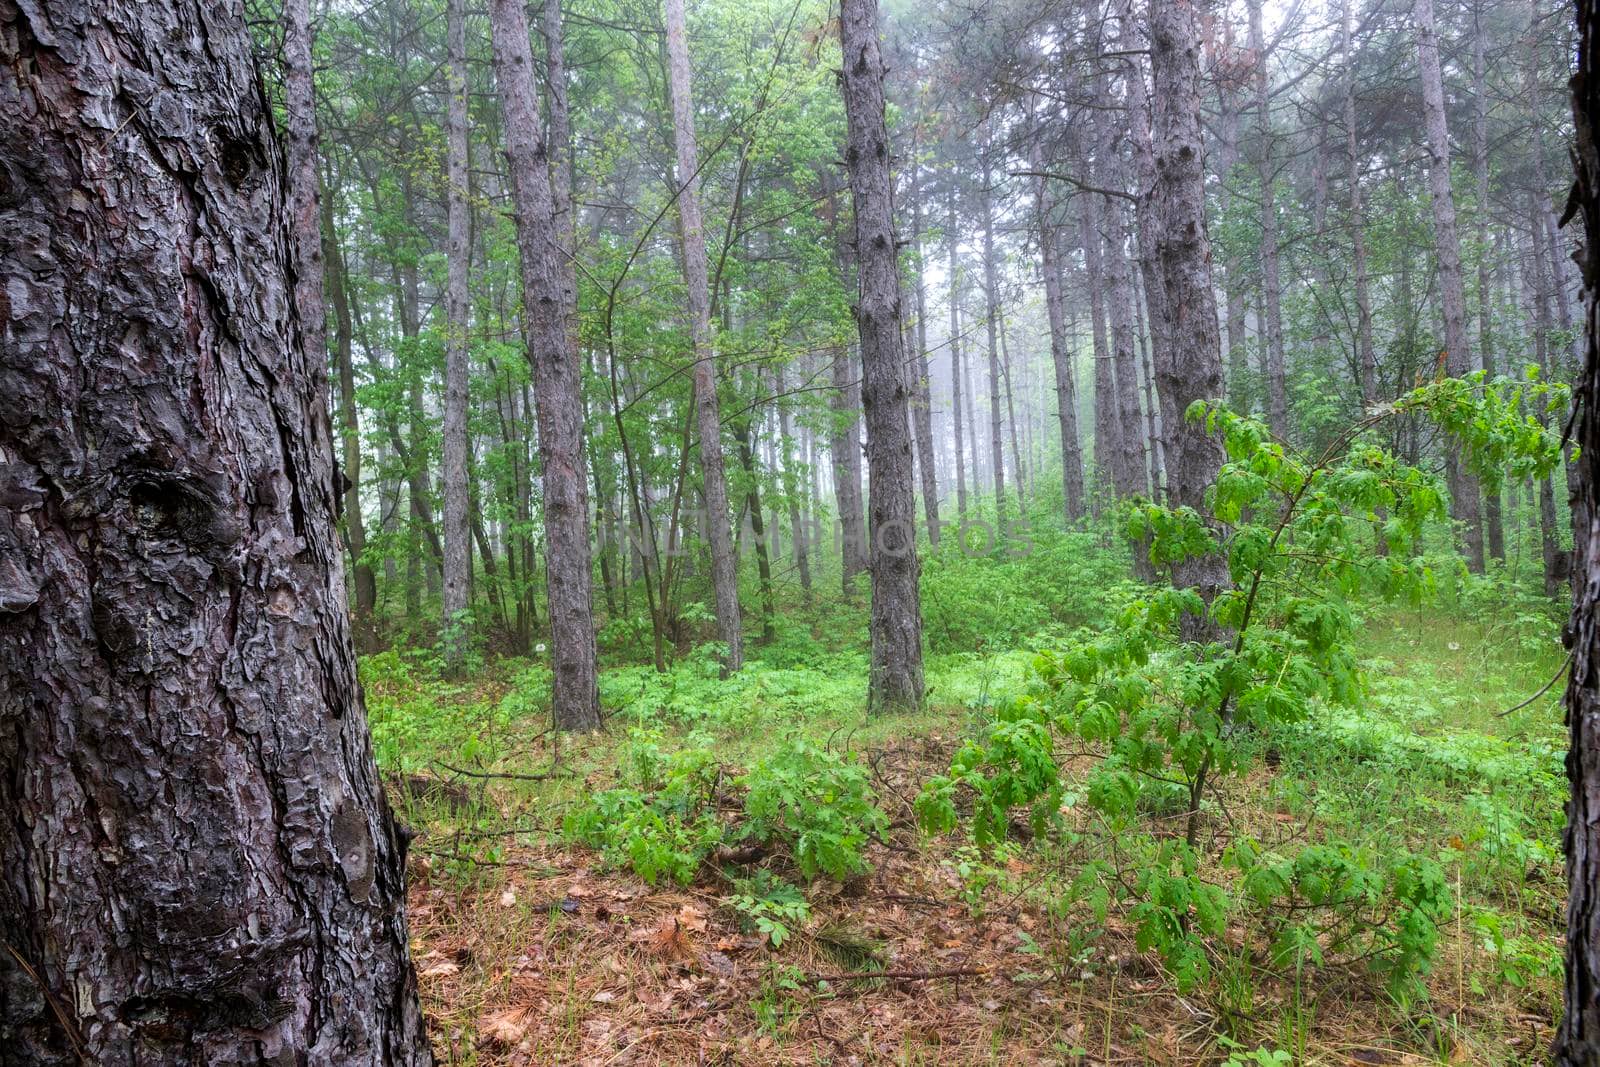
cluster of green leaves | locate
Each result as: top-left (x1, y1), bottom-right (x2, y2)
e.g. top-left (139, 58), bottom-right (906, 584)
top-left (563, 729), bottom-right (727, 885)
top-left (727, 871), bottom-right (812, 948)
top-left (565, 731), bottom-right (887, 887)
top-left (740, 741), bottom-right (888, 881)
top-left (916, 379), bottom-right (1568, 997)
top-left (1226, 839), bottom-right (1451, 995)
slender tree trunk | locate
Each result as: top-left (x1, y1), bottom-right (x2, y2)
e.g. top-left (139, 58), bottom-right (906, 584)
top-left (1413, 0), bottom-right (1487, 572)
top-left (1149, 0), bottom-right (1231, 637)
top-left (839, 0), bottom-right (925, 711)
top-left (0, 1), bottom-right (432, 1059)
top-left (490, 0), bottom-right (602, 728)
top-left (1470, 0), bottom-right (1506, 562)
top-left (1341, 0), bottom-right (1379, 411)
top-left (1247, 0), bottom-right (1288, 441)
top-left (949, 186), bottom-right (969, 519)
top-left (1559, 1), bottom-right (1600, 1056)
top-left (663, 0), bottom-right (743, 671)
top-left (980, 145), bottom-right (1008, 522)
top-left (908, 152), bottom-right (942, 544)
top-left (1030, 143), bottom-right (1086, 521)
top-left (441, 0), bottom-right (471, 669)
top-left (1529, 210), bottom-right (1566, 596)
top-left (998, 310), bottom-right (1027, 502)
top-left (1081, 193), bottom-right (1119, 509)
top-left (830, 345), bottom-right (870, 587)
top-left (775, 364), bottom-right (813, 599)
top-left (323, 186), bottom-right (378, 625)
top-left (1119, 9), bottom-right (1173, 502)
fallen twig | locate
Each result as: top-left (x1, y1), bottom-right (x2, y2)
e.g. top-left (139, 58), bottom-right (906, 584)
top-left (799, 965), bottom-right (991, 985)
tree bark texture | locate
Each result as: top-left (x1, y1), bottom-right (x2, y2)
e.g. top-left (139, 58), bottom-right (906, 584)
top-left (441, 0), bottom-right (471, 669)
top-left (1413, 0), bottom-right (1487, 572)
top-left (907, 152), bottom-right (942, 546)
top-left (980, 145), bottom-right (1008, 521)
top-left (1148, 0), bottom-right (1231, 637)
top-left (662, 0), bottom-right (743, 671)
top-left (0, 1), bottom-right (432, 1061)
top-left (1559, 0), bottom-right (1600, 1057)
top-left (490, 0), bottom-right (602, 728)
top-left (1246, 0), bottom-right (1289, 442)
top-left (839, 0), bottom-right (925, 711)
top-left (1029, 140), bottom-right (1086, 521)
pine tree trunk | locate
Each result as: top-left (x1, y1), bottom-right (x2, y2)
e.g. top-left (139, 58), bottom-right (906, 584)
top-left (661, 0), bottom-right (743, 671)
top-left (1080, 193), bottom-right (1119, 510)
top-left (907, 151), bottom-right (942, 545)
top-left (1247, 0), bottom-right (1289, 441)
top-left (949, 186), bottom-right (970, 519)
top-left (441, 0), bottom-right (472, 669)
top-left (980, 146), bottom-right (1009, 522)
top-left (489, 0), bottom-right (602, 727)
top-left (1414, 0), bottom-right (1487, 572)
top-left (1558, 0), bottom-right (1600, 1054)
top-left (1341, 0), bottom-right (1380, 411)
top-left (839, 0), bottom-right (925, 711)
top-left (1030, 143), bottom-right (1086, 521)
top-left (0, 1), bottom-right (432, 1060)
top-left (1469, 0), bottom-right (1506, 562)
top-left (775, 364), bottom-right (813, 598)
top-left (323, 188), bottom-right (378, 627)
top-left (1148, 0), bottom-right (1231, 638)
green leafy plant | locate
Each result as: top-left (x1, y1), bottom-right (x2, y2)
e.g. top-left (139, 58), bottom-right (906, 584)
top-left (739, 741), bottom-right (888, 881)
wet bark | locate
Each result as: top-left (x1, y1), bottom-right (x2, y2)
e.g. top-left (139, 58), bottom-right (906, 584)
top-left (1558, 0), bottom-right (1600, 1055)
top-left (490, 0), bottom-right (602, 728)
top-left (0, 1), bottom-right (431, 1061)
top-left (1148, 0), bottom-right (1231, 637)
top-left (839, 0), bottom-right (925, 711)
top-left (1470, 0), bottom-right (1506, 562)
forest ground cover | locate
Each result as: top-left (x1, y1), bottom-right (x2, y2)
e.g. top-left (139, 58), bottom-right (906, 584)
top-left (370, 525), bottom-right (1570, 1065)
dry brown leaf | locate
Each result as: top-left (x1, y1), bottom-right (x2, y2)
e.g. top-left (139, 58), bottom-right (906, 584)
top-left (676, 903), bottom-right (708, 931)
top-left (419, 959), bottom-right (460, 979)
top-left (477, 1007), bottom-right (529, 1048)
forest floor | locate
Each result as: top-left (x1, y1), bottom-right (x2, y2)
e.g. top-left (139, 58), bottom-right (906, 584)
top-left (373, 587), bottom-right (1568, 1065)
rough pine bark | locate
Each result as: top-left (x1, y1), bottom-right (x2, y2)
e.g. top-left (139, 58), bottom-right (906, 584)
top-left (489, 0), bottom-right (602, 728)
top-left (0, 1), bottom-right (432, 1061)
top-left (1148, 0), bottom-right (1231, 637)
top-left (839, 0), bottom-right (925, 711)
top-left (1029, 139), bottom-right (1086, 521)
top-left (1560, 0), bottom-right (1600, 1057)
top-left (1413, 0), bottom-right (1487, 572)
top-left (1246, 0), bottom-right (1289, 442)
top-left (441, 0), bottom-right (471, 669)
top-left (662, 0), bottom-right (743, 671)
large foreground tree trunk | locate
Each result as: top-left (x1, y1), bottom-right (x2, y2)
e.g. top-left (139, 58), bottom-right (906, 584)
top-left (489, 0), bottom-right (602, 729)
top-left (839, 0), bottom-right (925, 712)
top-left (0, 1), bottom-right (431, 1061)
top-left (1559, 0), bottom-right (1600, 1058)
